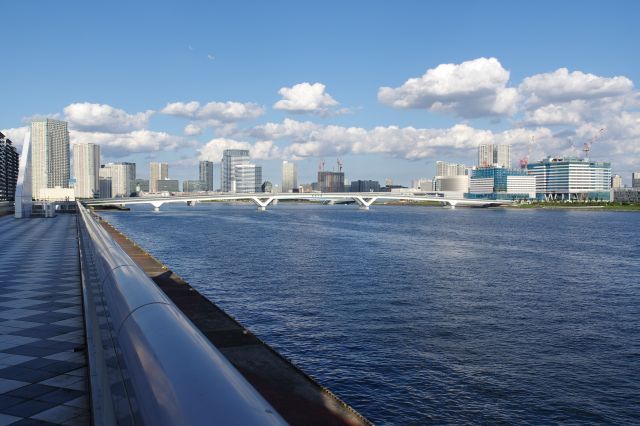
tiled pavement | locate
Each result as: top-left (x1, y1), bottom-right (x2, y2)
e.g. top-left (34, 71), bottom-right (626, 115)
top-left (0, 215), bottom-right (89, 425)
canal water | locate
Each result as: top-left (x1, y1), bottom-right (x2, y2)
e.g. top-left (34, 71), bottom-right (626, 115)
top-left (101, 203), bottom-right (640, 425)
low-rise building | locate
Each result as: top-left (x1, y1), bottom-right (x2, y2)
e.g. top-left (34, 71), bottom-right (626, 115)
top-left (350, 180), bottom-right (380, 192)
top-left (469, 166), bottom-right (536, 200)
top-left (183, 180), bottom-right (207, 193)
top-left (157, 179), bottom-right (180, 193)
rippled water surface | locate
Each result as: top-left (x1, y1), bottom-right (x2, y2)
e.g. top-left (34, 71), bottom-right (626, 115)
top-left (101, 203), bottom-right (640, 424)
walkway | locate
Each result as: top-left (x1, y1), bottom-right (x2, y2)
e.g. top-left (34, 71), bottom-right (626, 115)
top-left (0, 215), bottom-right (89, 425)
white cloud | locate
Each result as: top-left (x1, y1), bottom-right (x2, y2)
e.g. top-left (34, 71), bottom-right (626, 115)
top-left (251, 118), bottom-right (554, 161)
top-left (273, 82), bottom-right (341, 115)
top-left (522, 103), bottom-right (585, 126)
top-left (0, 126), bottom-right (29, 149)
top-left (161, 101), bottom-right (264, 122)
top-left (64, 103), bottom-right (153, 133)
top-left (70, 129), bottom-right (189, 157)
top-left (198, 138), bottom-right (280, 162)
top-left (519, 68), bottom-right (634, 106)
top-left (378, 57), bottom-right (519, 118)
top-left (184, 123), bottom-right (203, 136)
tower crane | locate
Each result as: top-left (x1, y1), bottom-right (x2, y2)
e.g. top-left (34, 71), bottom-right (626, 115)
top-left (582, 128), bottom-right (605, 161)
top-left (519, 136), bottom-right (535, 169)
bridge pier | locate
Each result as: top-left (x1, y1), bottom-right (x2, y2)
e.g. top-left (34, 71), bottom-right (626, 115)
top-left (353, 196), bottom-right (378, 210)
top-left (151, 201), bottom-right (164, 212)
top-left (251, 197), bottom-right (275, 211)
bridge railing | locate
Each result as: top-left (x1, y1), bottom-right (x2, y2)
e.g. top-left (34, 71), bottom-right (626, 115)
top-left (76, 201), bottom-right (286, 425)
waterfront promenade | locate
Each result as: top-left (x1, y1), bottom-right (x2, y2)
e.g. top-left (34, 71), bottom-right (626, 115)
top-left (0, 215), bottom-right (89, 425)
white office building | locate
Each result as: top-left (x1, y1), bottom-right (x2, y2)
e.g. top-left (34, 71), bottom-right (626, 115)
top-left (436, 161), bottom-right (468, 177)
top-left (73, 143), bottom-right (100, 199)
top-left (221, 149), bottom-right (250, 192)
top-left (234, 164), bottom-right (262, 193)
top-left (31, 119), bottom-right (70, 200)
top-left (527, 157), bottom-right (611, 201)
top-left (149, 162), bottom-right (168, 193)
top-left (281, 160), bottom-right (298, 193)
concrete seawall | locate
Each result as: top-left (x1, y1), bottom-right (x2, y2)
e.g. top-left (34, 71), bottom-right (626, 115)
top-left (95, 212), bottom-right (371, 426)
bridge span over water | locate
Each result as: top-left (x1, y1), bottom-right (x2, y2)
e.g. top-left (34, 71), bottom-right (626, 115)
top-left (85, 192), bottom-right (511, 211)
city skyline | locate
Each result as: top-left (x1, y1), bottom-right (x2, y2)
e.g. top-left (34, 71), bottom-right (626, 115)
top-left (2, 1), bottom-right (640, 186)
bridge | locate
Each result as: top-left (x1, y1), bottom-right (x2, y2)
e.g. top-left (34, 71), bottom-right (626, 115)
top-left (84, 192), bottom-right (511, 211)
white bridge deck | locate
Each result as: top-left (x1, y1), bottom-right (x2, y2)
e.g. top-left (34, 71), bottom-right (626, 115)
top-left (84, 192), bottom-right (511, 211)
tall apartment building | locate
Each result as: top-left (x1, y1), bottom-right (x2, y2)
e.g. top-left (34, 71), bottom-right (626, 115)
top-left (632, 172), bottom-right (640, 188)
top-left (478, 144), bottom-right (511, 168)
top-left (0, 132), bottom-right (19, 201)
top-left (31, 119), bottom-right (70, 200)
top-left (281, 160), bottom-right (298, 193)
top-left (100, 162), bottom-right (136, 198)
top-left (436, 161), bottom-right (468, 177)
top-left (149, 162), bottom-right (169, 193)
top-left (73, 143), bottom-right (100, 198)
top-left (234, 164), bottom-right (262, 193)
top-left (611, 175), bottom-right (622, 189)
top-left (527, 157), bottom-right (611, 201)
top-left (221, 149), bottom-right (250, 192)
top-left (199, 160), bottom-right (214, 191)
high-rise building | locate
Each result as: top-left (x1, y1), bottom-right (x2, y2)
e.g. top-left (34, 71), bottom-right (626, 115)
top-left (436, 161), bottom-right (468, 177)
top-left (632, 172), bottom-right (640, 188)
top-left (99, 176), bottom-right (112, 199)
top-left (221, 149), bottom-right (250, 192)
top-left (199, 160), bottom-right (214, 191)
top-left (478, 144), bottom-right (511, 168)
top-left (527, 157), bottom-right (611, 201)
top-left (0, 132), bottom-right (19, 201)
top-left (318, 171), bottom-right (345, 192)
top-left (72, 143), bottom-right (100, 198)
top-left (234, 164), bottom-right (262, 193)
top-left (100, 163), bottom-right (135, 198)
top-left (31, 119), bottom-right (70, 200)
top-left (611, 175), bottom-right (622, 189)
top-left (281, 161), bottom-right (298, 193)
top-left (149, 162), bottom-right (169, 193)
top-left (494, 144), bottom-right (512, 169)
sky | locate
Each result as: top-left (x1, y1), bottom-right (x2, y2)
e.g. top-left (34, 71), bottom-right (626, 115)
top-left (2, 0), bottom-right (639, 186)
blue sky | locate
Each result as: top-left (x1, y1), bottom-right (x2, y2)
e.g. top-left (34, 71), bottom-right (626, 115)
top-left (2, 0), bottom-right (639, 186)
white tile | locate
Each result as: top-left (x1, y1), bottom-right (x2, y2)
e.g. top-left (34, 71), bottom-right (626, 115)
top-left (52, 318), bottom-right (83, 327)
top-left (53, 306), bottom-right (82, 315)
top-left (45, 351), bottom-right (85, 363)
top-left (0, 377), bottom-right (29, 393)
top-left (0, 354), bottom-right (36, 368)
top-left (40, 374), bottom-right (84, 389)
top-left (0, 335), bottom-right (39, 351)
top-left (1, 291), bottom-right (48, 299)
top-left (48, 334), bottom-right (84, 344)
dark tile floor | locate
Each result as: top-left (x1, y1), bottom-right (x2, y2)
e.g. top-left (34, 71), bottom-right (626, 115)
top-left (0, 215), bottom-right (89, 425)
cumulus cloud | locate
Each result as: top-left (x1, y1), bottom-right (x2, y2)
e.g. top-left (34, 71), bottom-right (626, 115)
top-left (273, 82), bottom-right (341, 115)
top-left (250, 118), bottom-right (554, 161)
top-left (378, 57), bottom-right (519, 118)
top-left (198, 138), bottom-right (280, 162)
top-left (64, 103), bottom-right (153, 133)
top-left (519, 68), bottom-right (634, 106)
top-left (69, 129), bottom-right (189, 157)
top-left (161, 101), bottom-right (264, 121)
top-left (0, 126), bottom-right (29, 149)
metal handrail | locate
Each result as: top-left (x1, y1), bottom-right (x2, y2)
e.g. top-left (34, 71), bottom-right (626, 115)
top-left (77, 202), bottom-right (287, 425)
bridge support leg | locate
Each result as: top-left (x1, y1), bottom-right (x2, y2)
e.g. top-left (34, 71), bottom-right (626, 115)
top-left (251, 197), bottom-right (275, 211)
top-left (448, 201), bottom-right (458, 209)
top-left (354, 196), bottom-right (377, 210)
top-left (151, 201), bottom-right (164, 212)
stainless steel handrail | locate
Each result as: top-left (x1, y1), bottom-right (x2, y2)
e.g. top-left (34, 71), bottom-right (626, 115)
top-left (77, 202), bottom-right (287, 425)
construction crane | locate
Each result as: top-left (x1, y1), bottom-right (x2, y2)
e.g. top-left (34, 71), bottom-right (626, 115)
top-left (318, 160), bottom-right (325, 171)
top-left (582, 128), bottom-right (605, 161)
top-left (519, 136), bottom-right (535, 169)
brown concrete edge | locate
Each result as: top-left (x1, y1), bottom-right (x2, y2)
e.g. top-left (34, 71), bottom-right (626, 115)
top-left (93, 211), bottom-right (372, 426)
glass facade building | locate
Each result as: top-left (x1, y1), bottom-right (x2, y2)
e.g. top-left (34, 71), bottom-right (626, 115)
top-left (350, 180), bottom-right (380, 192)
top-left (221, 149), bottom-right (250, 192)
top-left (199, 160), bottom-right (214, 191)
